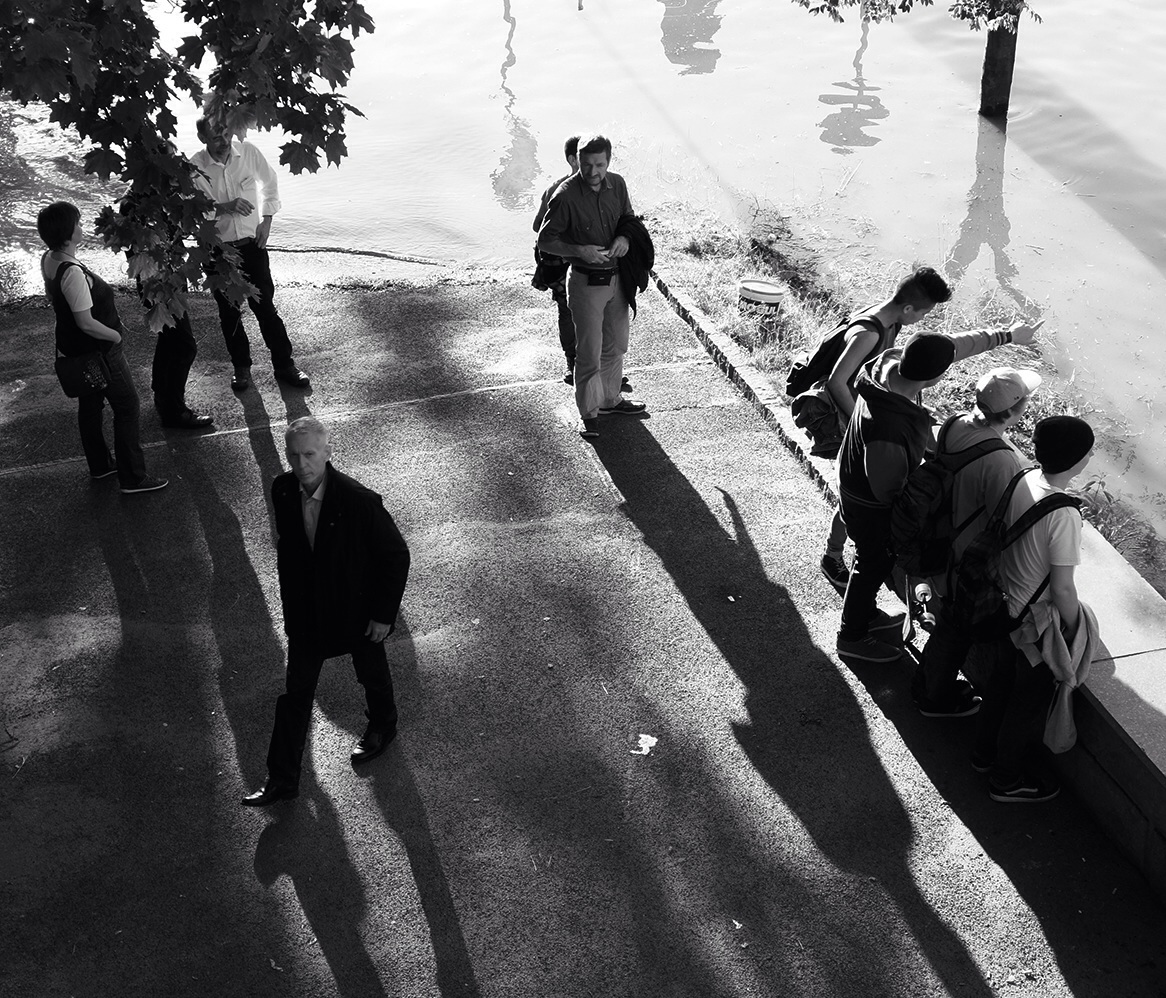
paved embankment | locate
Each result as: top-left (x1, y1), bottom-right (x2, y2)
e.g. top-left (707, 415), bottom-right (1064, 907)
top-left (2, 260), bottom-right (1164, 997)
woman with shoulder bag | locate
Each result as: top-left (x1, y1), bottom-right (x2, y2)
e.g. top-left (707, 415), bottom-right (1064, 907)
top-left (37, 202), bottom-right (167, 494)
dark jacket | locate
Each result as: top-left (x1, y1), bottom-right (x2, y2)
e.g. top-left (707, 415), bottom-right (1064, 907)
top-left (615, 214), bottom-right (655, 317)
top-left (273, 463), bottom-right (411, 655)
top-left (837, 348), bottom-right (935, 511)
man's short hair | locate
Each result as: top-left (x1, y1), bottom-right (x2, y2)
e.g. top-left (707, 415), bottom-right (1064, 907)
top-left (285, 416), bottom-right (331, 442)
top-left (892, 266), bottom-right (952, 309)
top-left (577, 134), bottom-right (612, 160)
top-left (195, 115), bottom-right (217, 143)
top-left (564, 135), bottom-right (580, 161)
top-left (36, 201), bottom-right (81, 251)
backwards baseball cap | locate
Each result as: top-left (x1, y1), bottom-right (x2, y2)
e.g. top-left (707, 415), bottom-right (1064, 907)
top-left (898, 332), bottom-right (956, 382)
top-left (1034, 415), bottom-right (1095, 474)
top-left (975, 367), bottom-right (1042, 415)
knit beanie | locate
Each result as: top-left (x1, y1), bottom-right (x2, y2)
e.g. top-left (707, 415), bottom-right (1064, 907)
top-left (1034, 415), bottom-right (1095, 474)
top-left (898, 333), bottom-right (956, 381)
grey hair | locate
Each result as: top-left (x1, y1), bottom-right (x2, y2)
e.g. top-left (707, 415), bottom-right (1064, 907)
top-left (285, 416), bottom-right (330, 442)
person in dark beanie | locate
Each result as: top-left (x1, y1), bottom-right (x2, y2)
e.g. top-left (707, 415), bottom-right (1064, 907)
top-left (973, 415), bottom-right (1094, 803)
top-left (835, 320), bottom-right (1041, 663)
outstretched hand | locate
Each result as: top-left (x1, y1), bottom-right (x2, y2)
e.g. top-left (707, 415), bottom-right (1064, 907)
top-left (1008, 318), bottom-right (1045, 345)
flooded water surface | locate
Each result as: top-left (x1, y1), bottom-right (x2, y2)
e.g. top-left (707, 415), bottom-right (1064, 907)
top-left (3, 0), bottom-right (1166, 532)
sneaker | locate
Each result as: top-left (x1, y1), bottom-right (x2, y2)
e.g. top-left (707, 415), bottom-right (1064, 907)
top-left (868, 609), bottom-right (906, 637)
top-left (90, 466), bottom-right (118, 480)
top-left (621, 376), bottom-right (633, 393)
top-left (599, 398), bottom-right (647, 416)
top-left (820, 554), bottom-right (849, 596)
top-left (274, 364), bottom-right (311, 389)
top-left (836, 634), bottom-right (903, 663)
top-left (120, 476), bottom-right (169, 494)
top-left (989, 774), bottom-right (1060, 803)
top-left (970, 753), bottom-right (993, 774)
top-left (563, 368), bottom-right (575, 385)
top-left (579, 418), bottom-right (599, 440)
top-left (230, 366), bottom-right (252, 391)
top-left (916, 685), bottom-right (981, 718)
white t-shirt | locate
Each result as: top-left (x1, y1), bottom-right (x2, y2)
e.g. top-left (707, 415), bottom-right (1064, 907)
top-left (1000, 469), bottom-right (1081, 615)
top-left (42, 255), bottom-right (94, 312)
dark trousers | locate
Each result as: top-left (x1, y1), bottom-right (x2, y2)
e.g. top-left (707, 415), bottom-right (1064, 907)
top-left (77, 343), bottom-right (147, 486)
top-left (551, 279), bottom-right (576, 366)
top-left (151, 310), bottom-right (198, 417)
top-left (212, 240), bottom-right (294, 370)
top-left (915, 600), bottom-right (972, 701)
top-left (974, 642), bottom-right (1055, 785)
top-left (838, 500), bottom-right (896, 640)
top-left (266, 637), bottom-right (398, 788)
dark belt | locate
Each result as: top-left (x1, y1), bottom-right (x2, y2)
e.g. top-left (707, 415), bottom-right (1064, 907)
top-left (573, 265), bottom-right (618, 276)
top-left (227, 237), bottom-right (256, 247)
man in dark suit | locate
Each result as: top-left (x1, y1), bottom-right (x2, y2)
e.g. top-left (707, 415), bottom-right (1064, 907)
top-left (243, 416), bottom-right (411, 806)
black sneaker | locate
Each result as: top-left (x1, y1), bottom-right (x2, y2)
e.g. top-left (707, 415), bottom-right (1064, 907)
top-left (579, 418), bottom-right (599, 440)
top-left (989, 774), bottom-right (1060, 803)
top-left (820, 554), bottom-right (849, 596)
top-left (121, 476), bottom-right (169, 494)
top-left (916, 686), bottom-right (981, 718)
top-left (836, 634), bottom-right (902, 664)
top-left (563, 368), bottom-right (575, 385)
top-left (970, 753), bottom-right (993, 774)
top-left (621, 376), bottom-right (633, 393)
top-left (90, 466), bottom-right (118, 480)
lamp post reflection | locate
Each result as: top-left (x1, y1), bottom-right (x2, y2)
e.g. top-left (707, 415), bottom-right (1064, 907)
top-left (817, 19), bottom-right (888, 155)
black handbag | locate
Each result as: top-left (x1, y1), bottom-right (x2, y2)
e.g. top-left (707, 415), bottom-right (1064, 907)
top-left (54, 349), bottom-right (110, 398)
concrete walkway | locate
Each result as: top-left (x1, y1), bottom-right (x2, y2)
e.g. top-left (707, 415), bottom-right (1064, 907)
top-left (2, 261), bottom-right (1164, 997)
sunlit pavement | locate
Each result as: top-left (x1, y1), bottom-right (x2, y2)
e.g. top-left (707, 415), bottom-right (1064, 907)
top-left (2, 263), bottom-right (1165, 997)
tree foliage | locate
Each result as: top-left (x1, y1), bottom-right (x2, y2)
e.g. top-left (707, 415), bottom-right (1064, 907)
top-left (790, 0), bottom-right (1038, 31)
top-left (0, 0), bottom-right (373, 330)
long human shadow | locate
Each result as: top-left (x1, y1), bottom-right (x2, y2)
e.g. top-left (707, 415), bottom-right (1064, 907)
top-left (175, 447), bottom-right (287, 791)
top-left (592, 419), bottom-right (997, 998)
top-left (255, 791), bottom-right (390, 997)
top-left (943, 116), bottom-right (1031, 314)
top-left (315, 613), bottom-right (482, 998)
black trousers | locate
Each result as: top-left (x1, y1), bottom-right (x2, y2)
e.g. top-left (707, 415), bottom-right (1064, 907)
top-left (551, 279), bottom-right (576, 366)
top-left (974, 643), bottom-right (1055, 785)
top-left (151, 310), bottom-right (198, 417)
top-left (212, 239), bottom-right (294, 370)
top-left (266, 636), bottom-right (398, 788)
top-left (838, 500), bottom-right (896, 640)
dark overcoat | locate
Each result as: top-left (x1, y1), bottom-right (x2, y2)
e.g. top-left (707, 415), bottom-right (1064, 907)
top-left (272, 463), bottom-right (410, 656)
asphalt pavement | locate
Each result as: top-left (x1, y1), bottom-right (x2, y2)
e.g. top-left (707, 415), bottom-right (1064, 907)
top-left (2, 259), bottom-right (1164, 998)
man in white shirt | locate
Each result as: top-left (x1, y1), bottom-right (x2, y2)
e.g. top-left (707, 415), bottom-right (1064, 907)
top-left (191, 113), bottom-right (310, 392)
top-left (974, 415), bottom-right (1094, 804)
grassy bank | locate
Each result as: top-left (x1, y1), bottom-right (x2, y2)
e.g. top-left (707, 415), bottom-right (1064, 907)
top-left (648, 200), bottom-right (1166, 598)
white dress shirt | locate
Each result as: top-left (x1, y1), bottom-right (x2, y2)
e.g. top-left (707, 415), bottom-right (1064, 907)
top-left (190, 139), bottom-right (282, 242)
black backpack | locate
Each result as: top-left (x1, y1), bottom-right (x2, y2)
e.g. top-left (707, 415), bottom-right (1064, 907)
top-left (890, 415), bottom-right (1011, 577)
top-left (785, 310), bottom-right (886, 398)
top-left (947, 469), bottom-right (1083, 638)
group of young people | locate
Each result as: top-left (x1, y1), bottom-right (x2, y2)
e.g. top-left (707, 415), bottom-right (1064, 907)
top-left (800, 266), bottom-right (1096, 803)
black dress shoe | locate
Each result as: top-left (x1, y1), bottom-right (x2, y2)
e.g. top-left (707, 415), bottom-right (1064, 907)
top-left (241, 778), bottom-right (298, 806)
top-left (160, 409), bottom-right (214, 429)
top-left (351, 724), bottom-right (396, 764)
top-left (274, 365), bottom-right (311, 389)
top-left (231, 368), bottom-right (252, 391)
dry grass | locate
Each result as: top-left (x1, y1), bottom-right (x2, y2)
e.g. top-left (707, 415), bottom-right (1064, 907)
top-left (649, 200), bottom-right (1166, 597)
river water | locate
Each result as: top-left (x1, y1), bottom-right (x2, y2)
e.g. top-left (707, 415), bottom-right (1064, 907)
top-left (2, 0), bottom-right (1165, 535)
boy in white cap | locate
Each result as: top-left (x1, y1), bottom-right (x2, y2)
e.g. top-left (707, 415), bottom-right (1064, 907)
top-left (912, 367), bottom-right (1042, 716)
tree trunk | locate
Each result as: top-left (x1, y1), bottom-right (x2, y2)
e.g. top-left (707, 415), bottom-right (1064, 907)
top-left (979, 19), bottom-right (1019, 118)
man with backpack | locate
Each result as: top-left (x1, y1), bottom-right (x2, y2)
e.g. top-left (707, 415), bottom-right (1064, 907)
top-left (972, 416), bottom-right (1094, 803)
top-left (906, 367), bottom-right (1042, 716)
top-left (835, 322), bottom-right (1040, 664)
top-left (787, 267), bottom-right (954, 595)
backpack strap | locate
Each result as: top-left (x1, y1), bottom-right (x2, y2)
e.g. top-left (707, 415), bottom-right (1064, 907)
top-left (1003, 491), bottom-right (1082, 548)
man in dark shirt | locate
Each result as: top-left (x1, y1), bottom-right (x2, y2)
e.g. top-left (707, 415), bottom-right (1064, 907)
top-left (538, 134), bottom-right (645, 439)
top-left (532, 135), bottom-right (580, 384)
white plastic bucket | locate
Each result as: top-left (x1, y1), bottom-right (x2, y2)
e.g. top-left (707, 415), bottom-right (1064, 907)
top-left (737, 278), bottom-right (782, 337)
